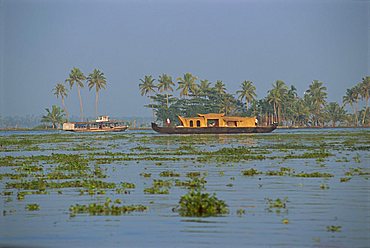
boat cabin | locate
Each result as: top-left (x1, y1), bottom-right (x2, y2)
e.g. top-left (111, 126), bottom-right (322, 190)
top-left (177, 113), bottom-right (257, 128)
top-left (96, 116), bottom-right (110, 122)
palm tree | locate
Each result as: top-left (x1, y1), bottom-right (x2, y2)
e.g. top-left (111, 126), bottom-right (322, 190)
top-left (219, 94), bottom-right (236, 115)
top-left (325, 102), bottom-right (346, 127)
top-left (87, 69), bottom-right (107, 117)
top-left (139, 75), bottom-right (157, 119)
top-left (359, 76), bottom-right (370, 125)
top-left (267, 80), bottom-right (288, 123)
top-left (236, 80), bottom-right (256, 112)
top-left (343, 84), bottom-right (362, 127)
top-left (176, 73), bottom-right (198, 98)
top-left (305, 80), bottom-right (327, 126)
top-left (214, 80), bottom-right (226, 95)
top-left (343, 87), bottom-right (358, 127)
top-left (198, 80), bottom-right (212, 97)
top-left (66, 67), bottom-right (86, 121)
top-left (157, 74), bottom-right (175, 109)
top-left (53, 83), bottom-right (69, 121)
top-left (41, 105), bottom-right (65, 129)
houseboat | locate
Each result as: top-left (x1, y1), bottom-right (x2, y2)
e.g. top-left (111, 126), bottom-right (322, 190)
top-left (151, 113), bottom-right (277, 134)
top-left (63, 116), bottom-right (128, 132)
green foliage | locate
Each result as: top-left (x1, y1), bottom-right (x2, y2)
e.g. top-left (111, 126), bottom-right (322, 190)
top-left (26, 203), bottom-right (40, 211)
top-left (69, 198), bottom-right (147, 216)
top-left (159, 170), bottom-right (180, 177)
top-left (326, 225), bottom-right (341, 232)
top-left (266, 197), bottom-right (288, 213)
top-left (241, 168), bottom-right (262, 176)
top-left (176, 190), bottom-right (229, 217)
top-left (295, 172), bottom-right (333, 178)
top-left (41, 105), bottom-right (65, 129)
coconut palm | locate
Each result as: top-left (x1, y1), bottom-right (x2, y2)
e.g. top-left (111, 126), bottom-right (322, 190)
top-left (236, 80), bottom-right (256, 112)
top-left (305, 80), bottom-right (327, 126)
top-left (343, 87), bottom-right (358, 126)
top-left (267, 80), bottom-right (288, 123)
top-left (214, 80), bottom-right (226, 95)
top-left (139, 75), bottom-right (157, 119)
top-left (343, 84), bottom-right (360, 127)
top-left (87, 69), bottom-right (107, 117)
top-left (41, 105), bottom-right (65, 129)
top-left (177, 73), bottom-right (198, 98)
top-left (198, 80), bottom-right (212, 98)
top-left (325, 102), bottom-right (346, 127)
top-left (219, 94), bottom-right (237, 115)
top-left (157, 74), bottom-right (175, 109)
top-left (53, 83), bottom-right (69, 121)
top-left (66, 67), bottom-right (86, 121)
top-left (359, 76), bottom-right (370, 125)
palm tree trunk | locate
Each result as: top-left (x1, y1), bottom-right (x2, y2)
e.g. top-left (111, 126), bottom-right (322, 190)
top-left (77, 86), bottom-right (84, 121)
top-left (95, 89), bottom-right (99, 118)
top-left (62, 97), bottom-right (69, 121)
top-left (362, 97), bottom-right (368, 126)
top-left (166, 93), bottom-right (169, 110)
top-left (355, 99), bottom-right (359, 127)
top-left (149, 96), bottom-right (155, 121)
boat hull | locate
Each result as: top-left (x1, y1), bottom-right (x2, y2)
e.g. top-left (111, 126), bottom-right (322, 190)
top-left (151, 123), bottom-right (277, 134)
top-left (64, 126), bottom-right (128, 132)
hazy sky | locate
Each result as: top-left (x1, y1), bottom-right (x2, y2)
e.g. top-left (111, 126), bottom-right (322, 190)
top-left (0, 0), bottom-right (369, 118)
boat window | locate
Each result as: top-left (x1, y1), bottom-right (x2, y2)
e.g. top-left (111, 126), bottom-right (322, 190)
top-left (190, 120), bottom-right (193, 127)
top-left (196, 120), bottom-right (201, 127)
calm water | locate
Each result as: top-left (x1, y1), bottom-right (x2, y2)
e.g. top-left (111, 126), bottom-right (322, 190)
top-left (0, 128), bottom-right (369, 248)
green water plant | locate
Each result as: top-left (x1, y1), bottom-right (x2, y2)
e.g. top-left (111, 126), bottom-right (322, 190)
top-left (266, 197), bottom-right (288, 213)
top-left (295, 172), bottom-right (333, 178)
top-left (26, 203), bottom-right (40, 211)
top-left (69, 198), bottom-right (147, 216)
top-left (175, 190), bottom-right (229, 217)
top-left (326, 225), bottom-right (341, 232)
top-left (241, 168), bottom-right (262, 176)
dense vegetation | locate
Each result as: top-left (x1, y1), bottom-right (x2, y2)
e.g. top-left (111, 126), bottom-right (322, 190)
top-left (139, 74), bottom-right (370, 127)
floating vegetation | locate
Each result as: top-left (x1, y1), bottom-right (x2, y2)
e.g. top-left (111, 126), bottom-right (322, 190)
top-left (174, 177), bottom-right (207, 189)
top-left (143, 186), bottom-right (169, 194)
top-left (1, 129), bottom-right (369, 245)
top-left (121, 182), bottom-right (136, 189)
top-left (266, 198), bottom-right (288, 213)
top-left (340, 177), bottom-right (351, 183)
top-left (26, 203), bottom-right (40, 211)
top-left (295, 172), bottom-right (334, 178)
top-left (186, 171), bottom-right (202, 178)
top-left (265, 167), bottom-right (295, 176)
top-left (320, 184), bottom-right (329, 190)
top-left (159, 170), bottom-right (180, 177)
top-left (326, 225), bottom-right (342, 232)
top-left (236, 208), bottom-right (246, 216)
top-left (69, 198), bottom-right (147, 216)
top-left (140, 172), bottom-right (152, 178)
top-left (241, 168), bottom-right (262, 176)
top-left (175, 190), bottom-right (229, 217)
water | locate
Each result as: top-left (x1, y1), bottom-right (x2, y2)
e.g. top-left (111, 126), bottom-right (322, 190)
top-left (0, 129), bottom-right (369, 248)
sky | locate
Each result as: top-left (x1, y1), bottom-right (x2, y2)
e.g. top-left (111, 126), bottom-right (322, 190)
top-left (0, 0), bottom-right (369, 118)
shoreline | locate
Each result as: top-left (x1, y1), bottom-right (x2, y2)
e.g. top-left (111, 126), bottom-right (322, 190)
top-left (0, 126), bottom-right (369, 131)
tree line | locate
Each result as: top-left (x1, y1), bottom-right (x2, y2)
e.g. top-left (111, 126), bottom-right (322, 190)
top-left (42, 67), bottom-right (107, 128)
top-left (139, 73), bottom-right (370, 127)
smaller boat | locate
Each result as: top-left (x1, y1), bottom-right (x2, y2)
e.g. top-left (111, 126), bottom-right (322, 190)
top-left (152, 113), bottom-right (277, 134)
top-left (63, 116), bottom-right (128, 132)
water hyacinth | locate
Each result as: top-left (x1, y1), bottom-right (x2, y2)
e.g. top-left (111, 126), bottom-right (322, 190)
top-left (175, 190), bottom-right (229, 217)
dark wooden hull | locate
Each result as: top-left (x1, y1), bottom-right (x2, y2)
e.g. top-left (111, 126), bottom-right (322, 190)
top-left (151, 123), bottom-right (277, 134)
top-left (65, 126), bottom-right (128, 132)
